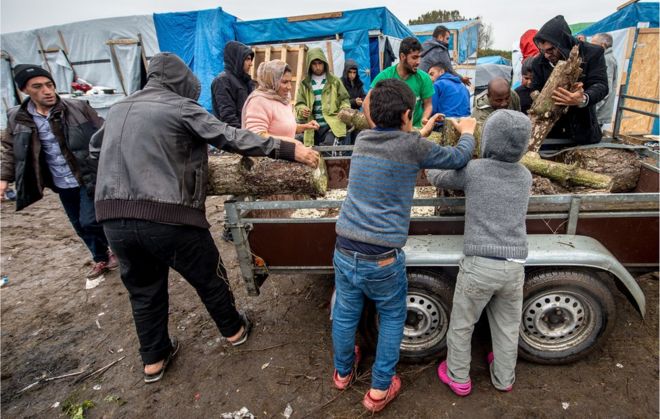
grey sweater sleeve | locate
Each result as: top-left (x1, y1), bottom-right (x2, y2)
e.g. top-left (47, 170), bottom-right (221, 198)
top-left (425, 167), bottom-right (468, 190)
top-left (181, 101), bottom-right (295, 161)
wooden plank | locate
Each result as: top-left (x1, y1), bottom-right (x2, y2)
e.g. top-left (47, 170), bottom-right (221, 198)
top-left (639, 28), bottom-right (660, 34)
top-left (294, 45), bottom-right (306, 104)
top-left (287, 11), bottom-right (342, 23)
top-left (137, 33), bottom-right (149, 73)
top-left (35, 33), bottom-right (54, 74)
top-left (617, 0), bottom-right (639, 10)
top-left (620, 30), bottom-right (659, 135)
top-left (325, 41), bottom-right (334, 74)
top-left (619, 28), bottom-right (636, 85)
top-left (280, 45), bottom-right (287, 64)
top-left (105, 38), bottom-right (139, 45)
top-left (264, 46), bottom-right (272, 63)
top-left (452, 30), bottom-right (458, 62)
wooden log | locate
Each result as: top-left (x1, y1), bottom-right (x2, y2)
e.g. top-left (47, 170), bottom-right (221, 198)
top-left (528, 45), bottom-right (583, 152)
top-left (521, 152), bottom-right (612, 190)
top-left (338, 108), bottom-right (370, 131)
top-left (206, 155), bottom-right (327, 197)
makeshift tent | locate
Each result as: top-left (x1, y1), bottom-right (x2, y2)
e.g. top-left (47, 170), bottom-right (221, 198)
top-left (154, 8), bottom-right (238, 113)
top-left (0, 15), bottom-right (159, 126)
top-left (408, 20), bottom-right (480, 64)
top-left (152, 7), bottom-right (412, 111)
top-left (577, 0), bottom-right (659, 134)
top-left (476, 56), bottom-right (512, 66)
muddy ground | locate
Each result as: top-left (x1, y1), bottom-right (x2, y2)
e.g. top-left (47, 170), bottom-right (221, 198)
top-left (1, 192), bottom-right (658, 418)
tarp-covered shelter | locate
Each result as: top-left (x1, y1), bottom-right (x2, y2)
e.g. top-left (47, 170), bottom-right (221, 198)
top-left (408, 20), bottom-right (480, 64)
top-left (476, 55), bottom-right (512, 66)
top-left (576, 0), bottom-right (659, 134)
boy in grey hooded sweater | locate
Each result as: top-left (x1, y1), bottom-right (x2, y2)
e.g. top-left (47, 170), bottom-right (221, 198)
top-left (426, 109), bottom-right (533, 396)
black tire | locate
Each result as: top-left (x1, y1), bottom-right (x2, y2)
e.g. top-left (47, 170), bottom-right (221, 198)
top-left (518, 269), bottom-right (616, 365)
top-left (359, 270), bottom-right (454, 364)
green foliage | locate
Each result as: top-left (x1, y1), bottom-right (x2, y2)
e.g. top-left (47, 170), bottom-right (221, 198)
top-left (104, 395), bottom-right (127, 406)
top-left (478, 49), bottom-right (513, 60)
top-left (409, 10), bottom-right (466, 25)
top-left (62, 398), bottom-right (95, 419)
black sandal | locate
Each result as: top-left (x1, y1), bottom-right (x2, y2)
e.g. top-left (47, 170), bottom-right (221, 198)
top-left (228, 313), bottom-right (252, 347)
top-left (143, 338), bottom-right (180, 383)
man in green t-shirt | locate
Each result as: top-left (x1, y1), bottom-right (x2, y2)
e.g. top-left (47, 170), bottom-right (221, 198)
top-left (365, 37), bottom-right (434, 128)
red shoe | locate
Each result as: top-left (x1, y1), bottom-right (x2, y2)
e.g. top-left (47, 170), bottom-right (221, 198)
top-left (362, 375), bottom-right (402, 413)
top-left (106, 252), bottom-right (119, 270)
top-left (86, 261), bottom-right (109, 279)
top-left (487, 352), bottom-right (513, 392)
top-left (333, 345), bottom-right (361, 390)
top-left (438, 360), bottom-right (472, 396)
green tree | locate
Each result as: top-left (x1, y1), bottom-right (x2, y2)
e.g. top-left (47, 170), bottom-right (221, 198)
top-left (408, 10), bottom-right (466, 25)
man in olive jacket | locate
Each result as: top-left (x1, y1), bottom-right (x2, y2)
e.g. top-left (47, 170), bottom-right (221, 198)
top-left (89, 52), bottom-right (318, 383)
top-left (1, 64), bottom-right (116, 281)
top-left (295, 48), bottom-right (351, 147)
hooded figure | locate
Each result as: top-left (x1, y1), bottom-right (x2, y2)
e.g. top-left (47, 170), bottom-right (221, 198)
top-left (425, 110), bottom-right (532, 393)
top-left (531, 15), bottom-right (608, 145)
top-left (211, 41), bottom-right (255, 128)
top-left (420, 37), bottom-right (460, 77)
top-left (519, 29), bottom-right (539, 61)
top-left (88, 53), bottom-right (313, 382)
top-left (341, 59), bottom-right (366, 109)
top-left (294, 48), bottom-right (350, 146)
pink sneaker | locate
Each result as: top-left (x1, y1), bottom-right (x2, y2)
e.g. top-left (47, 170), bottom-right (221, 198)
top-left (437, 360), bottom-right (472, 396)
top-left (333, 345), bottom-right (361, 390)
top-left (487, 352), bottom-right (513, 392)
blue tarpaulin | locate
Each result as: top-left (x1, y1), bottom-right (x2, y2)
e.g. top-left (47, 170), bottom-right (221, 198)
top-left (477, 55), bottom-right (512, 66)
top-left (578, 2), bottom-right (659, 36)
top-left (234, 7), bottom-right (412, 88)
top-left (154, 8), bottom-right (237, 111)
top-left (408, 20), bottom-right (480, 63)
top-left (153, 7), bottom-right (412, 109)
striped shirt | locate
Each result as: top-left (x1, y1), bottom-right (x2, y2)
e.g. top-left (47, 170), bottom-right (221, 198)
top-left (27, 101), bottom-right (79, 189)
top-left (311, 74), bottom-right (327, 126)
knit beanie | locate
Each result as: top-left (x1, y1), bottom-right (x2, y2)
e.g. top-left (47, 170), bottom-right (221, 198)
top-left (13, 64), bottom-right (55, 90)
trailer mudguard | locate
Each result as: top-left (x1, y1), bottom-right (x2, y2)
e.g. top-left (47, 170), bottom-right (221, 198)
top-left (403, 234), bottom-right (646, 317)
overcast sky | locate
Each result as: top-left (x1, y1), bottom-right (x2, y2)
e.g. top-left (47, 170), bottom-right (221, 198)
top-left (1, 0), bottom-right (624, 49)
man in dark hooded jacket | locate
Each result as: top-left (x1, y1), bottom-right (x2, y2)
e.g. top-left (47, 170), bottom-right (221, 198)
top-left (420, 25), bottom-right (471, 86)
top-left (531, 15), bottom-right (608, 145)
top-left (211, 41), bottom-right (255, 128)
top-left (89, 53), bottom-right (319, 383)
top-left (341, 60), bottom-right (366, 110)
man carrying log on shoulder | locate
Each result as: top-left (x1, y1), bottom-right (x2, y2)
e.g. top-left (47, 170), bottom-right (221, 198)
top-left (531, 15), bottom-right (609, 145)
top-left (87, 53), bottom-right (319, 384)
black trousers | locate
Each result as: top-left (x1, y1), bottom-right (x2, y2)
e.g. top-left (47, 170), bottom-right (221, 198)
top-left (103, 219), bottom-right (242, 364)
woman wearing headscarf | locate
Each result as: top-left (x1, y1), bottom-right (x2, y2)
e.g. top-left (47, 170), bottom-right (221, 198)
top-left (242, 60), bottom-right (318, 139)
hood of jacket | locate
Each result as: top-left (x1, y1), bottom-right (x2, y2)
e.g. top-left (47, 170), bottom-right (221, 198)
top-left (533, 15), bottom-right (576, 60)
top-left (481, 109), bottom-right (531, 162)
top-left (305, 48), bottom-right (329, 76)
top-left (437, 72), bottom-right (462, 85)
top-left (421, 38), bottom-right (449, 58)
top-left (520, 29), bottom-right (539, 60)
top-left (224, 41), bottom-right (254, 82)
top-left (341, 59), bottom-right (363, 88)
top-left (145, 52), bottom-right (201, 101)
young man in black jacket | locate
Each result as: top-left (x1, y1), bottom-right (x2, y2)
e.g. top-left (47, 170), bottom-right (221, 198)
top-left (1, 65), bottom-right (117, 282)
top-left (211, 41), bottom-right (255, 128)
top-left (341, 60), bottom-right (366, 110)
top-left (531, 15), bottom-right (608, 145)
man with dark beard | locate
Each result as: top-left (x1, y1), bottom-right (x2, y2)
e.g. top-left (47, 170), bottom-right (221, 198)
top-left (531, 15), bottom-right (608, 144)
top-left (364, 37), bottom-right (434, 128)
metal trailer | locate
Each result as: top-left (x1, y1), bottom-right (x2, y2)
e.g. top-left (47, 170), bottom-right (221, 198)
top-left (224, 147), bottom-right (659, 365)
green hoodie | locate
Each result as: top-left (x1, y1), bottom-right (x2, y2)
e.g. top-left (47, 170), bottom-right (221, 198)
top-left (295, 48), bottom-right (351, 146)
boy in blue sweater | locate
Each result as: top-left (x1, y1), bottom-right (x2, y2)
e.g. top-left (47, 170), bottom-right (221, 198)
top-left (428, 61), bottom-right (471, 118)
top-left (332, 78), bottom-right (475, 413)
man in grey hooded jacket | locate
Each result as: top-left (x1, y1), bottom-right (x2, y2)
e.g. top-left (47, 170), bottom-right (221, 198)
top-left (89, 52), bottom-right (318, 383)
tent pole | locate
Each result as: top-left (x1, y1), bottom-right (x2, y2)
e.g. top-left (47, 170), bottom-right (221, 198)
top-left (35, 33), bottom-right (54, 75)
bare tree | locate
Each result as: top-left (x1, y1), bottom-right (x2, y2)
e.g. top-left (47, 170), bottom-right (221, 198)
top-left (478, 21), bottom-right (494, 50)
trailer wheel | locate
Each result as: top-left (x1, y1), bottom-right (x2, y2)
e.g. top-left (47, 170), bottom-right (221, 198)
top-left (519, 269), bottom-right (616, 364)
top-left (359, 270), bottom-right (454, 363)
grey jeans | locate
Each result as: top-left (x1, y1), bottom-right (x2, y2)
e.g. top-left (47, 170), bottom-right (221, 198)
top-left (447, 255), bottom-right (524, 390)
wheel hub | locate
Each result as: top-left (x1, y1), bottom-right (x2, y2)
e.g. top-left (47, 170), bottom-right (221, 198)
top-left (401, 292), bottom-right (448, 351)
top-left (521, 291), bottom-right (593, 349)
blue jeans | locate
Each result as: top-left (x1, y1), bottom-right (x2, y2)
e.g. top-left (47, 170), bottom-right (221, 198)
top-left (56, 186), bottom-right (109, 262)
top-left (332, 247), bottom-right (407, 390)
